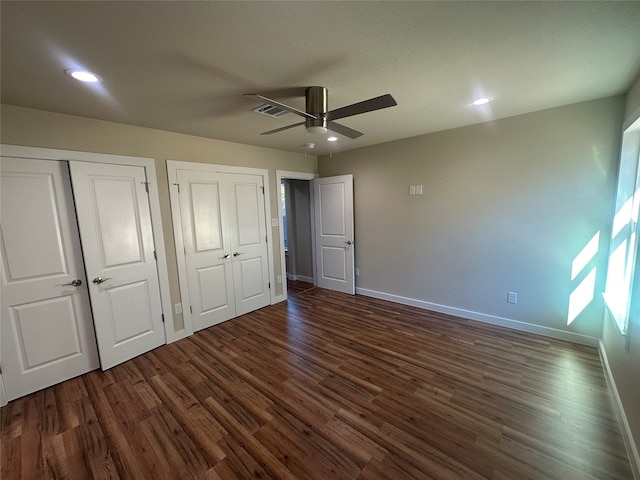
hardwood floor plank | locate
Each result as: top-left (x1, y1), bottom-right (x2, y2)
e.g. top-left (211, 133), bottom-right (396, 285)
top-left (203, 395), bottom-right (298, 480)
top-left (40, 433), bottom-right (68, 479)
top-left (255, 404), bottom-right (361, 480)
top-left (149, 373), bottom-right (227, 464)
top-left (81, 374), bottom-right (149, 479)
top-left (73, 397), bottom-right (121, 480)
top-left (140, 403), bottom-right (212, 479)
top-left (214, 435), bottom-right (276, 480)
top-left (60, 428), bottom-right (88, 480)
top-left (1, 434), bottom-right (21, 479)
top-left (1, 287), bottom-right (634, 479)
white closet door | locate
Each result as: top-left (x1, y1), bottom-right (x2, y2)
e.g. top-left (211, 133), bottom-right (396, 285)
top-left (177, 169), bottom-right (235, 331)
top-left (227, 174), bottom-right (271, 316)
top-left (314, 175), bottom-right (355, 294)
top-left (69, 162), bottom-right (165, 370)
top-left (1, 157), bottom-right (99, 400)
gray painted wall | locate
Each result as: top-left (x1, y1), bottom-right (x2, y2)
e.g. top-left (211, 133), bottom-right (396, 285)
top-left (320, 96), bottom-right (624, 340)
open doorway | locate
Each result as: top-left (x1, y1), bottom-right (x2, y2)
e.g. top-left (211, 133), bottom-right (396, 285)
top-left (276, 171), bottom-right (318, 299)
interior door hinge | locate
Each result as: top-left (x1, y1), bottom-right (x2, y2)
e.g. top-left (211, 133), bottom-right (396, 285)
top-left (190, 305), bottom-right (193, 313)
top-left (260, 186), bottom-right (265, 194)
top-left (154, 250), bottom-right (157, 261)
top-left (161, 314), bottom-right (165, 323)
top-left (268, 282), bottom-right (271, 289)
top-left (141, 181), bottom-right (150, 193)
top-left (173, 182), bottom-right (180, 193)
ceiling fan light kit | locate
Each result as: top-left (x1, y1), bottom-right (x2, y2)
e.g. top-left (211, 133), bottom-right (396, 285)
top-left (306, 126), bottom-right (328, 134)
top-left (245, 86), bottom-right (397, 140)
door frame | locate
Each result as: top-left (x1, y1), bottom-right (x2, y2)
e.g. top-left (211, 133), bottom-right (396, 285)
top-left (276, 170), bottom-right (318, 301)
top-left (167, 160), bottom-right (275, 336)
top-left (0, 145), bottom-right (176, 343)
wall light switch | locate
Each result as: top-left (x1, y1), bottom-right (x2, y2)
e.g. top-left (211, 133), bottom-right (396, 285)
top-left (507, 291), bottom-right (518, 304)
top-left (409, 185), bottom-right (416, 195)
top-left (416, 185), bottom-right (423, 195)
top-left (271, 218), bottom-right (279, 227)
top-left (174, 303), bottom-right (182, 314)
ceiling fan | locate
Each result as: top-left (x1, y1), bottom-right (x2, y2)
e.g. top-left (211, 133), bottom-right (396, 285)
top-left (245, 86), bottom-right (397, 139)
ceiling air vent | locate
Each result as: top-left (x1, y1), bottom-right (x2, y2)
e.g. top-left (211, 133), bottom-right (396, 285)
top-left (253, 104), bottom-right (288, 118)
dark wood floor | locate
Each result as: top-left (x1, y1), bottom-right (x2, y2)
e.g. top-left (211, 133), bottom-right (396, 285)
top-left (1, 288), bottom-right (634, 479)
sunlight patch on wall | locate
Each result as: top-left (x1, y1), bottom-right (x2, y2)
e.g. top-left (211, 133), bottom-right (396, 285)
top-left (567, 231), bottom-right (600, 325)
top-left (568, 269), bottom-right (596, 325)
top-left (571, 232), bottom-right (600, 281)
top-left (611, 196), bottom-right (633, 239)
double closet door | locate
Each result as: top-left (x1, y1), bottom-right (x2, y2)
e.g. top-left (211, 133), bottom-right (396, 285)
top-left (176, 169), bottom-right (270, 331)
top-left (1, 157), bottom-right (165, 401)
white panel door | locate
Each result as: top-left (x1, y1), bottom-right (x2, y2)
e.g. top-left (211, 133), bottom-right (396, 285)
top-left (69, 162), bottom-right (165, 370)
top-left (314, 175), bottom-right (355, 294)
top-left (177, 170), bottom-right (235, 331)
top-left (227, 174), bottom-right (271, 316)
top-left (0, 157), bottom-right (99, 400)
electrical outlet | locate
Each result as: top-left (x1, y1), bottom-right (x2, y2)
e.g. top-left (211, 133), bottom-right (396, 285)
top-left (507, 291), bottom-right (518, 304)
top-left (174, 302), bottom-right (182, 314)
top-left (355, 268), bottom-right (360, 276)
top-left (277, 275), bottom-right (282, 284)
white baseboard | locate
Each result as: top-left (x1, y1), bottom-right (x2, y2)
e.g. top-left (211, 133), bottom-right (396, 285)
top-left (599, 341), bottom-right (640, 480)
top-left (355, 287), bottom-right (600, 347)
top-left (286, 274), bottom-right (314, 284)
top-left (295, 275), bottom-right (314, 284)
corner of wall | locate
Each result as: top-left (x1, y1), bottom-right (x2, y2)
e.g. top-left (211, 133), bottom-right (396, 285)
top-left (0, 373), bottom-right (8, 407)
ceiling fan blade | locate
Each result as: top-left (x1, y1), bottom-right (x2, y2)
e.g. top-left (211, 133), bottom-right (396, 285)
top-left (260, 121), bottom-right (305, 135)
top-left (245, 94), bottom-right (316, 120)
top-left (327, 94), bottom-right (397, 121)
top-left (328, 121), bottom-right (363, 139)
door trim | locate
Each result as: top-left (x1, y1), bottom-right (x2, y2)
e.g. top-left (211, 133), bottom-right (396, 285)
top-left (167, 160), bottom-right (275, 337)
top-left (0, 145), bottom-right (176, 342)
top-left (276, 170), bottom-right (318, 302)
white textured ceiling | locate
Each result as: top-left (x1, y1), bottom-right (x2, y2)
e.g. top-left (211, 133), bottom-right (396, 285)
top-left (2, 1), bottom-right (640, 156)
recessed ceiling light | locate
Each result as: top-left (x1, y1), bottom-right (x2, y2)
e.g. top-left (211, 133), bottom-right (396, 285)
top-left (65, 69), bottom-right (102, 83)
top-left (327, 136), bottom-right (338, 142)
top-left (471, 97), bottom-right (491, 106)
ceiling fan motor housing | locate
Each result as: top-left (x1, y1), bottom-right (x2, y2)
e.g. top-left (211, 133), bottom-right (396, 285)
top-left (305, 86), bottom-right (328, 132)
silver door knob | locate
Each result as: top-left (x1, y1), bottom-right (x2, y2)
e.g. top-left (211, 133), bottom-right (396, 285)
top-left (92, 277), bottom-right (112, 285)
top-left (345, 240), bottom-right (355, 245)
top-left (57, 279), bottom-right (82, 287)
top-left (233, 252), bottom-right (243, 257)
top-left (220, 253), bottom-right (230, 260)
